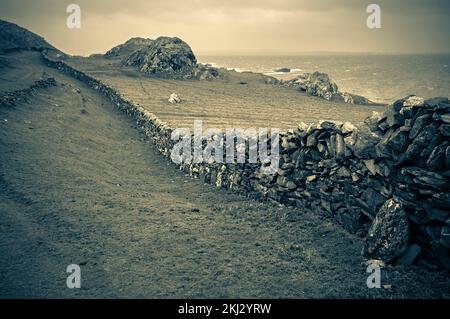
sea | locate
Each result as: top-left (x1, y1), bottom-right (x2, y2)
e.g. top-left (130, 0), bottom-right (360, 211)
top-left (198, 54), bottom-right (450, 105)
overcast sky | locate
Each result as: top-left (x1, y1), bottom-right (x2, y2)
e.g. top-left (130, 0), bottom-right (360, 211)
top-left (1, 0), bottom-right (449, 56)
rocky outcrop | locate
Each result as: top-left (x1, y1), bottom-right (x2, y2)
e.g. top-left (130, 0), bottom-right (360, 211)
top-left (43, 51), bottom-right (450, 269)
top-left (121, 36), bottom-right (218, 80)
top-left (122, 36), bottom-right (196, 77)
top-left (284, 72), bottom-right (338, 100)
top-left (283, 71), bottom-right (377, 105)
top-left (0, 19), bottom-right (57, 52)
top-left (105, 37), bottom-right (154, 58)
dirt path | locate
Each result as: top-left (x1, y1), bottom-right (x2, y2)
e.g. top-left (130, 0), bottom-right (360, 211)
top-left (0, 62), bottom-right (449, 298)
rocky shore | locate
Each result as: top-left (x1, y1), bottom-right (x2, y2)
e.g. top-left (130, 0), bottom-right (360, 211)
top-left (42, 50), bottom-right (450, 269)
top-left (281, 71), bottom-right (378, 105)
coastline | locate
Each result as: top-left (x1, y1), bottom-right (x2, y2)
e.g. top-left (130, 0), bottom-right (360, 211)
top-left (198, 54), bottom-right (450, 105)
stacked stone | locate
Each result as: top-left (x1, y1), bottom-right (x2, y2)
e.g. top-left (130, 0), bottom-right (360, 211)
top-left (266, 121), bottom-right (374, 235)
top-left (0, 76), bottom-right (56, 107)
top-left (355, 95), bottom-right (450, 266)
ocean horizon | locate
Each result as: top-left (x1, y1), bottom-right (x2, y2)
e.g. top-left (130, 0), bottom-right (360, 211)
top-left (198, 53), bottom-right (450, 104)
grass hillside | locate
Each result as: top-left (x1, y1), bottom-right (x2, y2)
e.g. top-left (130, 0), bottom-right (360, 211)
top-left (0, 19), bottom-right (57, 52)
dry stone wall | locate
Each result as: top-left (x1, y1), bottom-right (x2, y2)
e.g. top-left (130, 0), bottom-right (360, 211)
top-left (42, 52), bottom-right (450, 269)
top-left (0, 76), bottom-right (56, 107)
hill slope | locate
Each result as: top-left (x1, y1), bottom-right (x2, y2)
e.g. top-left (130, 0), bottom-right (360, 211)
top-left (0, 19), bottom-right (57, 52)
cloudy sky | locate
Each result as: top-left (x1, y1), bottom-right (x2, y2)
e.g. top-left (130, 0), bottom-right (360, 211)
top-left (0, 0), bottom-right (449, 56)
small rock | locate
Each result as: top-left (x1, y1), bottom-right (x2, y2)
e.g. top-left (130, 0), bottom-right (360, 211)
top-left (427, 142), bottom-right (449, 171)
top-left (424, 97), bottom-right (449, 108)
top-left (168, 93), bottom-right (181, 104)
top-left (320, 120), bottom-right (340, 130)
top-left (422, 202), bottom-right (448, 222)
top-left (384, 104), bottom-right (405, 127)
top-left (341, 121), bottom-right (357, 134)
top-left (385, 130), bottom-right (408, 152)
top-left (406, 123), bottom-right (439, 159)
top-left (401, 166), bottom-right (447, 189)
top-left (439, 124), bottom-right (450, 137)
top-left (364, 159), bottom-right (377, 175)
top-left (352, 125), bottom-right (381, 159)
top-left (365, 111), bottom-right (384, 131)
top-left (362, 188), bottom-right (387, 216)
top-left (337, 166), bottom-right (351, 178)
top-left (402, 95), bottom-right (424, 107)
top-left (446, 146), bottom-right (450, 170)
top-left (335, 134), bottom-right (345, 158)
top-left (438, 113), bottom-right (450, 123)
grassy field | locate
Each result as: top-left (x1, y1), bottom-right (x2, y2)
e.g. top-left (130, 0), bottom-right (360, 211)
top-left (66, 56), bottom-right (384, 131)
top-left (0, 52), bottom-right (47, 93)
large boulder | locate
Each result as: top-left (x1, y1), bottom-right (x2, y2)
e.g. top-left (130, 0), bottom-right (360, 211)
top-left (285, 71), bottom-right (338, 100)
top-left (105, 37), bottom-right (153, 58)
top-left (122, 36), bottom-right (198, 78)
top-left (0, 19), bottom-right (57, 52)
top-left (363, 198), bottom-right (409, 262)
top-left (283, 71), bottom-right (377, 105)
